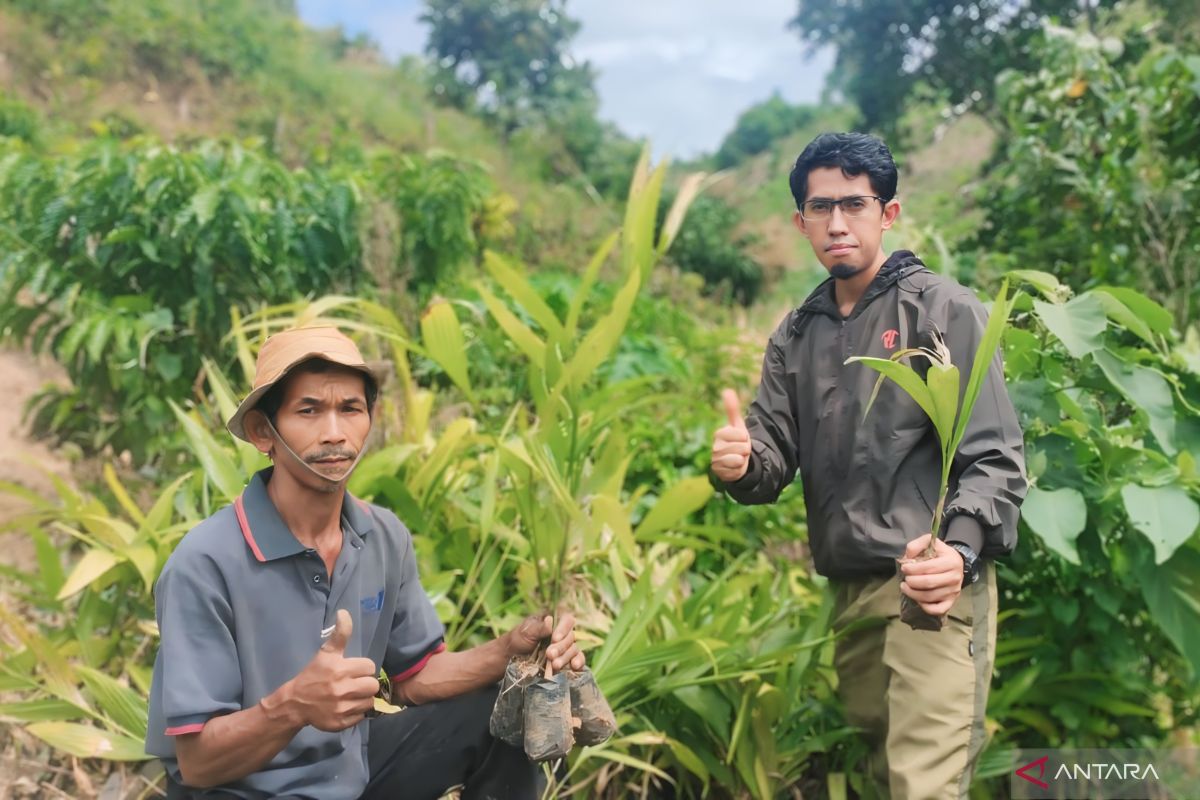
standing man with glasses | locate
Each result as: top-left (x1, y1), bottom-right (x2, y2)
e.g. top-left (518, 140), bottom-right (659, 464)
top-left (710, 132), bottom-right (1026, 799)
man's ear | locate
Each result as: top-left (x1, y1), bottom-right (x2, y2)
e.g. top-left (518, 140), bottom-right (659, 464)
top-left (881, 198), bottom-right (901, 231)
top-left (792, 210), bottom-right (809, 237)
top-left (243, 409), bottom-right (275, 457)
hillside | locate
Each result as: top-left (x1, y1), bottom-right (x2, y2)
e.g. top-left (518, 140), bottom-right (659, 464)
top-left (0, 0), bottom-right (614, 266)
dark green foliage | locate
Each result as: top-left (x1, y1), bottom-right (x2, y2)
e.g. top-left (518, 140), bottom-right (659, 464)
top-left (789, 0), bottom-right (1120, 137)
top-left (660, 195), bottom-right (765, 305)
top-left (974, 26), bottom-right (1200, 326)
top-left (0, 138), bottom-right (362, 457)
top-left (0, 93), bottom-right (42, 144)
top-left (714, 94), bottom-right (817, 169)
top-left (422, 0), bottom-right (595, 133)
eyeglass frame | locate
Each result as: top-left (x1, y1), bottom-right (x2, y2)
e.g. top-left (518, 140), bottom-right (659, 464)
top-left (797, 194), bottom-right (888, 221)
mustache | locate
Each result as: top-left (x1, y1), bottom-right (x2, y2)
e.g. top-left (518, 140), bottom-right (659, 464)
top-left (305, 447), bottom-right (357, 464)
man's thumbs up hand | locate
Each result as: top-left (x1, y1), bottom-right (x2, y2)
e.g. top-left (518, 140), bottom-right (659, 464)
top-left (279, 609), bottom-right (380, 732)
top-left (711, 388), bottom-right (751, 483)
top-left (320, 608), bottom-right (354, 655)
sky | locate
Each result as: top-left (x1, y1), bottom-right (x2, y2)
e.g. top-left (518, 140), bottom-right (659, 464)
top-left (295, 0), bottom-right (834, 158)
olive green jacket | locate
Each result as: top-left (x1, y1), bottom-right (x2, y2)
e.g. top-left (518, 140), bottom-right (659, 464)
top-left (723, 251), bottom-right (1027, 579)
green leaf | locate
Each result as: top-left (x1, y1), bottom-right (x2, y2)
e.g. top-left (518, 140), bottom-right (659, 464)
top-left (1093, 286), bottom-right (1173, 336)
top-left (1021, 486), bottom-right (1086, 564)
top-left (1094, 350), bottom-right (1177, 455)
top-left (1032, 294), bottom-right (1106, 359)
top-left (26, 722), bottom-right (150, 761)
top-left (419, 299), bottom-right (473, 400)
top-left (189, 184), bottom-right (221, 227)
top-left (635, 477), bottom-right (714, 539)
top-left (482, 252), bottom-right (565, 344)
top-left (951, 281), bottom-right (1016, 452)
top-left (845, 356), bottom-right (939, 424)
top-left (170, 400), bottom-right (245, 501)
top-left (1090, 289), bottom-right (1155, 347)
top-left (0, 698), bottom-right (80, 723)
top-left (1138, 544), bottom-right (1200, 678)
top-left (1007, 269), bottom-right (1063, 299)
top-left (476, 283), bottom-right (545, 365)
top-left (565, 231), bottom-right (619, 338)
top-left (57, 548), bottom-right (120, 600)
top-left (1121, 485), bottom-right (1200, 564)
top-left (78, 666), bottom-right (148, 738)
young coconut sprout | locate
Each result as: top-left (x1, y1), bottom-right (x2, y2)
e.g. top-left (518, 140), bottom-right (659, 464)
top-left (846, 280), bottom-right (1016, 630)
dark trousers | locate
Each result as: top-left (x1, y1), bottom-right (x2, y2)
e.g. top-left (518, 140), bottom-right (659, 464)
top-left (166, 686), bottom-right (538, 800)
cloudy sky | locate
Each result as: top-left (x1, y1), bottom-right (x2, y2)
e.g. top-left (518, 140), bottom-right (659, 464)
top-left (295, 0), bottom-right (833, 158)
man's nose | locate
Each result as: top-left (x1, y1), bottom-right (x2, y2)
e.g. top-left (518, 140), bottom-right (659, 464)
top-left (826, 204), bottom-right (850, 235)
top-left (319, 412), bottom-right (348, 444)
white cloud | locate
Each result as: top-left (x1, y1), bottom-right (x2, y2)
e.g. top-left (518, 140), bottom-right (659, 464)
top-left (296, 0), bottom-right (833, 158)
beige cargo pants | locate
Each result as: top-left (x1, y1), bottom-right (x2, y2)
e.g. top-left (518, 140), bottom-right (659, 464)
top-left (831, 562), bottom-right (997, 800)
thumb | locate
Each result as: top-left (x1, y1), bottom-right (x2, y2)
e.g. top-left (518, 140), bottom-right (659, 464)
top-left (321, 608), bottom-right (353, 655)
top-left (904, 534), bottom-right (932, 559)
top-left (721, 389), bottom-right (746, 430)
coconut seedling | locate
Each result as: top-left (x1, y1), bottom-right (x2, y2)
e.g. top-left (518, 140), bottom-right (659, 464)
top-left (846, 280), bottom-right (1016, 631)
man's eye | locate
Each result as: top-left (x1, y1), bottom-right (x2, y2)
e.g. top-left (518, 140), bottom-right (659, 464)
top-left (844, 198), bottom-right (868, 211)
top-left (809, 202), bottom-right (831, 214)
top-left (298, 408), bottom-right (316, 415)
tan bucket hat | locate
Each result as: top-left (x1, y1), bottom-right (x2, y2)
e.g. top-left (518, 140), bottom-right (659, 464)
top-left (226, 326), bottom-right (382, 442)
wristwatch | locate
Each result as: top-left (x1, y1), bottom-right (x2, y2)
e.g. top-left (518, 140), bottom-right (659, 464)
top-left (948, 542), bottom-right (981, 588)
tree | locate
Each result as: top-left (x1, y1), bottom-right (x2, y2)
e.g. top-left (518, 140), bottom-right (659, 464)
top-left (788, 0), bottom-right (1119, 136)
top-left (422, 0), bottom-right (596, 133)
top-left (713, 93), bottom-right (817, 169)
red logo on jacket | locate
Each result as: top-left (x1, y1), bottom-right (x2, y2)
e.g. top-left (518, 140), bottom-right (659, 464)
top-left (881, 329), bottom-right (900, 350)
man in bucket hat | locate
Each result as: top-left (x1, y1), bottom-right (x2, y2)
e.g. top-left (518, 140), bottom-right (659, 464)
top-left (146, 326), bottom-right (585, 799)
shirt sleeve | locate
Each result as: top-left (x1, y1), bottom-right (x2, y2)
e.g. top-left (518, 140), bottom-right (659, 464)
top-left (155, 550), bottom-right (242, 735)
top-left (383, 523), bottom-right (446, 684)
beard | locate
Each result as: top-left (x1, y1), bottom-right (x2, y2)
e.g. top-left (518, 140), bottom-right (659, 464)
top-left (829, 261), bottom-right (868, 280)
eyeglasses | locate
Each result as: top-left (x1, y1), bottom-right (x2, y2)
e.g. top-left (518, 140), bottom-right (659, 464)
top-left (799, 195), bottom-right (885, 221)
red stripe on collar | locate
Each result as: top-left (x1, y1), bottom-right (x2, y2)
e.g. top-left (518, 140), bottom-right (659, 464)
top-left (234, 495), bottom-right (267, 563)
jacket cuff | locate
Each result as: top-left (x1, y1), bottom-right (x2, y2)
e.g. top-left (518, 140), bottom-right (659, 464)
top-left (945, 514), bottom-right (984, 555)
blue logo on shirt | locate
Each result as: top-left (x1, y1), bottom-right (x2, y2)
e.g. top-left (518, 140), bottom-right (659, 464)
top-left (361, 589), bottom-right (385, 613)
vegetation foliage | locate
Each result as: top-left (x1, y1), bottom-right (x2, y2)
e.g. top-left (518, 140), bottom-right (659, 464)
top-left (0, 1), bottom-right (1197, 799)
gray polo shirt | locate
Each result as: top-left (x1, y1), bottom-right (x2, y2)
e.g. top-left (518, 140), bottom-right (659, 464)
top-left (145, 467), bottom-right (445, 799)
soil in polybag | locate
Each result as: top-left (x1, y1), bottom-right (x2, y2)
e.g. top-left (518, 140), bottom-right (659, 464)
top-left (566, 668), bottom-right (616, 746)
top-left (523, 672), bottom-right (574, 762)
top-left (489, 657), bottom-right (538, 748)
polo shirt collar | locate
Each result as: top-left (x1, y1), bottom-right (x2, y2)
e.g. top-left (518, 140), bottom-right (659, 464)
top-left (234, 467), bottom-right (376, 563)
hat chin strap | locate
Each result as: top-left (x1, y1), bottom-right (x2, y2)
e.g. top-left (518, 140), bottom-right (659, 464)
top-left (262, 417), bottom-right (369, 491)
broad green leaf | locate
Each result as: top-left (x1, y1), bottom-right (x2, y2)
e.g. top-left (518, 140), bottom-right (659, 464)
top-left (1007, 269), bottom-right (1063, 299)
top-left (189, 184), bottom-right (222, 227)
top-left (1094, 350), bottom-right (1177, 455)
top-left (170, 400), bottom-right (245, 501)
top-left (0, 698), bottom-right (80, 722)
top-left (845, 357), bottom-right (939, 424)
top-left (26, 722), bottom-right (150, 761)
top-left (1121, 485), bottom-right (1200, 564)
top-left (346, 445), bottom-right (418, 499)
top-left (78, 666), bottom-right (148, 738)
top-left (482, 252), bottom-right (565, 343)
top-left (1032, 294), bottom-right (1106, 359)
top-left (476, 283), bottom-right (545, 364)
top-left (1021, 486), bottom-right (1086, 564)
top-left (1138, 544), bottom-right (1200, 678)
top-left (57, 548), bottom-right (120, 600)
top-left (419, 300), bottom-right (473, 400)
top-left (120, 543), bottom-right (158, 593)
top-left (1090, 289), bottom-right (1156, 347)
top-left (592, 551), bottom-right (692, 680)
top-left (926, 363), bottom-right (961, 450)
top-left (1093, 286), bottom-right (1173, 336)
top-left (635, 477), bottom-right (713, 539)
top-left (0, 606), bottom-right (87, 709)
